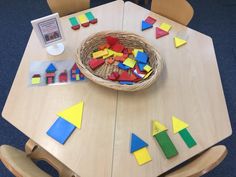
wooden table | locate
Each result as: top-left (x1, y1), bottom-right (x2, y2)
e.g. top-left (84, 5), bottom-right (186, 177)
top-left (2, 1), bottom-right (232, 177)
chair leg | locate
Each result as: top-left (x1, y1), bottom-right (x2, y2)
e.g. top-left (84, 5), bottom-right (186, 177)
top-left (25, 139), bottom-right (80, 177)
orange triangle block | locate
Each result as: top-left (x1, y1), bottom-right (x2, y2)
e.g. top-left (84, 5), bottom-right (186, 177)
top-left (57, 101), bottom-right (84, 129)
top-left (172, 116), bottom-right (189, 134)
top-left (174, 37), bottom-right (187, 48)
top-left (156, 27), bottom-right (169, 39)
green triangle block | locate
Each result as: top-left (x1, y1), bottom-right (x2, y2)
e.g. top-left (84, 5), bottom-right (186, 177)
top-left (179, 129), bottom-right (196, 148)
top-left (154, 131), bottom-right (178, 159)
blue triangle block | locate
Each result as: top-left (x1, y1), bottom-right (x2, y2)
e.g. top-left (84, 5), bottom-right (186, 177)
top-left (46, 63), bottom-right (57, 73)
top-left (142, 21), bottom-right (153, 31)
top-left (47, 117), bottom-right (76, 144)
top-left (130, 133), bottom-right (148, 153)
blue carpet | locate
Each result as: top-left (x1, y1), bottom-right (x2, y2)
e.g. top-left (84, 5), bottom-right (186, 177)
top-left (0, 0), bottom-right (235, 176)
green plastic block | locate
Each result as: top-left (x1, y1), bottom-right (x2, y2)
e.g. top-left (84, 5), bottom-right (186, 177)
top-left (154, 131), bottom-right (178, 159)
top-left (85, 11), bottom-right (95, 21)
top-left (179, 129), bottom-right (196, 148)
top-left (69, 17), bottom-right (79, 26)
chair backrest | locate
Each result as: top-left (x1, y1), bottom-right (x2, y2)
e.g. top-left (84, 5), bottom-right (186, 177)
top-left (151, 0), bottom-right (194, 26)
top-left (25, 139), bottom-right (79, 177)
top-left (47, 0), bottom-right (90, 17)
top-left (165, 145), bottom-right (228, 177)
top-left (0, 145), bottom-right (51, 177)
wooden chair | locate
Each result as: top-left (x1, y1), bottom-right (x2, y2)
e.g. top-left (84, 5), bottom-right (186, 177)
top-left (47, 0), bottom-right (90, 17)
top-left (151, 0), bottom-right (194, 26)
top-left (0, 139), bottom-right (79, 177)
top-left (162, 145), bottom-right (228, 177)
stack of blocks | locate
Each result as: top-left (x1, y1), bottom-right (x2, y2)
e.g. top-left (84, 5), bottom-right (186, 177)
top-left (152, 120), bottom-right (178, 159)
top-left (45, 63), bottom-right (57, 84)
top-left (47, 101), bottom-right (84, 144)
top-left (69, 11), bottom-right (97, 30)
top-left (130, 133), bottom-right (152, 165)
top-left (141, 16), bottom-right (187, 48)
top-left (88, 36), bottom-right (154, 85)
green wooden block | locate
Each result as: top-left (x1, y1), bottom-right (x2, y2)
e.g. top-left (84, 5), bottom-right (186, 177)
top-left (85, 11), bottom-right (95, 21)
top-left (69, 17), bottom-right (79, 26)
top-left (179, 129), bottom-right (196, 148)
top-left (154, 131), bottom-right (178, 159)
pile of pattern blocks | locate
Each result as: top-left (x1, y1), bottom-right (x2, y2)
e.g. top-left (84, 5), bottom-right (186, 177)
top-left (69, 11), bottom-right (97, 30)
top-left (142, 16), bottom-right (187, 48)
top-left (130, 116), bottom-right (196, 165)
top-left (88, 36), bottom-right (153, 85)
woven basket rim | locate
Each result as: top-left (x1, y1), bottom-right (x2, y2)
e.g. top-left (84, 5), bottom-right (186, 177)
top-left (76, 30), bottom-right (164, 91)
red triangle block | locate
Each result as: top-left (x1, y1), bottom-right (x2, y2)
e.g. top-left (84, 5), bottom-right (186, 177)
top-left (156, 27), bottom-right (169, 39)
top-left (88, 59), bottom-right (105, 70)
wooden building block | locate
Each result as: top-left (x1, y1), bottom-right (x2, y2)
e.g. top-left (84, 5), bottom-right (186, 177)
top-left (154, 131), bottom-right (178, 159)
top-left (57, 101), bottom-right (84, 129)
top-left (118, 62), bottom-right (130, 70)
top-left (174, 37), bottom-right (187, 48)
top-left (111, 43), bottom-right (124, 52)
top-left (85, 11), bottom-right (98, 24)
top-left (144, 65), bottom-right (152, 72)
top-left (160, 23), bottom-right (172, 32)
top-left (119, 81), bottom-right (134, 85)
top-left (143, 70), bottom-right (153, 79)
top-left (179, 129), bottom-right (197, 148)
top-left (123, 58), bottom-right (136, 68)
top-left (47, 117), bottom-right (76, 145)
top-left (31, 74), bottom-right (41, 85)
top-left (130, 133), bottom-right (148, 153)
top-left (142, 20), bottom-right (153, 31)
top-left (145, 16), bottom-right (156, 25)
top-left (156, 27), bottom-right (169, 39)
top-left (106, 36), bottom-right (119, 46)
top-left (172, 116), bottom-right (189, 134)
top-left (77, 14), bottom-right (89, 27)
top-left (136, 51), bottom-right (148, 63)
top-left (92, 49), bottom-right (108, 58)
top-left (106, 57), bottom-right (115, 64)
top-left (69, 17), bottom-right (80, 30)
top-left (103, 49), bottom-right (114, 59)
top-left (133, 147), bottom-right (152, 165)
top-left (132, 49), bottom-right (143, 57)
top-left (88, 58), bottom-right (105, 70)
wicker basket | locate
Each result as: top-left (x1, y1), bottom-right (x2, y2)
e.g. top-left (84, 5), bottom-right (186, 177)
top-left (76, 31), bottom-right (163, 91)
